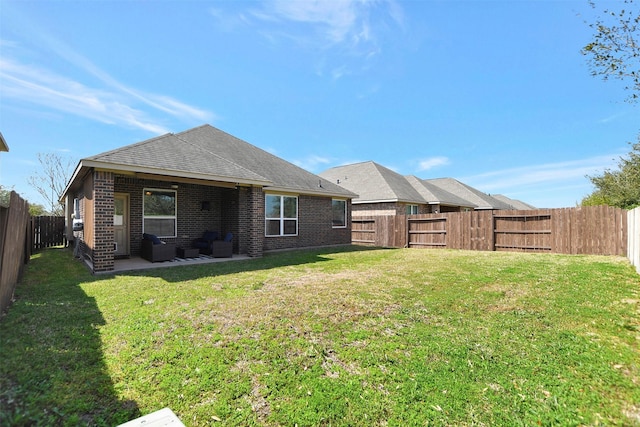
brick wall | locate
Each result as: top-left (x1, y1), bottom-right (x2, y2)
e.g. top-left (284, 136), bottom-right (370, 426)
top-left (352, 201), bottom-right (419, 216)
top-left (114, 176), bottom-right (225, 255)
top-left (105, 176), bottom-right (353, 264)
top-left (92, 170), bottom-right (114, 272)
top-left (246, 186), bottom-right (264, 257)
top-left (263, 195), bottom-right (352, 251)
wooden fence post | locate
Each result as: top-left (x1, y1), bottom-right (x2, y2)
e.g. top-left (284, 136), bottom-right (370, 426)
top-left (629, 207), bottom-right (640, 274)
top-left (0, 191), bottom-right (30, 315)
top-left (352, 206), bottom-right (630, 258)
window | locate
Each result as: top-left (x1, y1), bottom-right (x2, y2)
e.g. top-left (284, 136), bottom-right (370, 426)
top-left (406, 204), bottom-right (419, 215)
top-left (143, 189), bottom-right (176, 237)
top-left (73, 198), bottom-right (81, 219)
top-left (265, 194), bottom-right (297, 236)
top-left (332, 199), bottom-right (347, 228)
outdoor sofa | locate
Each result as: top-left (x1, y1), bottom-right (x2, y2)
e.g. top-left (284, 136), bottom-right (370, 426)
top-left (141, 233), bottom-right (176, 262)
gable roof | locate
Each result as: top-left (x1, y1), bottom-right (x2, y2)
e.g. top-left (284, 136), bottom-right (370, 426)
top-left (64, 124), bottom-right (356, 198)
top-left (319, 161), bottom-right (424, 204)
top-left (426, 178), bottom-right (513, 210)
top-left (405, 175), bottom-right (476, 208)
top-left (0, 132), bottom-right (8, 152)
top-left (492, 194), bottom-right (536, 210)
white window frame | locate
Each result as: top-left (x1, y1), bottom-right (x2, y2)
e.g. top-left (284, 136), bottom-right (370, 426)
top-left (142, 188), bottom-right (177, 238)
top-left (406, 204), bottom-right (419, 215)
top-left (332, 199), bottom-right (347, 228)
top-left (265, 194), bottom-right (298, 237)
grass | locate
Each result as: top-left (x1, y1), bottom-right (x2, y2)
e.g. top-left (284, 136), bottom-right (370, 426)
top-left (1, 246), bottom-right (639, 426)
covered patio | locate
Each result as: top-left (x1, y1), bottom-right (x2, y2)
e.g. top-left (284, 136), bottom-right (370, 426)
top-left (106, 253), bottom-right (251, 274)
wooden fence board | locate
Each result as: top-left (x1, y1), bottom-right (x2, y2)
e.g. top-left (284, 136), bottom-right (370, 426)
top-left (629, 207), bottom-right (640, 273)
top-left (31, 216), bottom-right (66, 250)
top-left (355, 206), bottom-right (629, 257)
top-left (494, 210), bottom-right (551, 252)
top-left (0, 192), bottom-right (30, 315)
top-left (408, 215), bottom-right (447, 248)
top-left (352, 218), bottom-right (376, 245)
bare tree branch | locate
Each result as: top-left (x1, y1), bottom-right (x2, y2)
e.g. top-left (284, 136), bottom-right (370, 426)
top-left (582, 0), bottom-right (640, 102)
top-left (27, 153), bottom-right (76, 216)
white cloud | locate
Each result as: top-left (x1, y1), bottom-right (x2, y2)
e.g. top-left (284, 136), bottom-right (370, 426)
top-left (417, 156), bottom-right (450, 171)
top-left (268, 0), bottom-right (359, 44)
top-left (248, 0), bottom-right (404, 79)
top-left (598, 111), bottom-right (627, 124)
top-left (460, 155), bottom-right (619, 192)
top-left (293, 154), bottom-right (332, 172)
top-left (0, 58), bottom-right (170, 134)
top-left (260, 0), bottom-right (403, 48)
top-left (0, 26), bottom-right (215, 134)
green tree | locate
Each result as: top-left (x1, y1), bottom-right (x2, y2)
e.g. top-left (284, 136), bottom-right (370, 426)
top-left (0, 185), bottom-right (47, 215)
top-left (0, 185), bottom-right (12, 208)
top-left (582, 0), bottom-right (640, 102)
top-left (582, 136), bottom-right (640, 209)
top-left (27, 152), bottom-right (76, 216)
top-left (29, 203), bottom-right (47, 216)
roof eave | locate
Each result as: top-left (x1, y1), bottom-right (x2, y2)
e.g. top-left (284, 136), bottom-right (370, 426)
top-left (61, 158), bottom-right (274, 201)
top-left (87, 159), bottom-right (272, 186)
top-left (0, 132), bottom-right (8, 152)
top-left (265, 185), bottom-right (356, 199)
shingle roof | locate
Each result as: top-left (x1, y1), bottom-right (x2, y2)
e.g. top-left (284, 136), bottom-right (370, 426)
top-left (69, 124), bottom-right (356, 198)
top-left (405, 175), bottom-right (476, 208)
top-left (0, 132), bottom-right (8, 152)
top-left (426, 178), bottom-right (513, 210)
top-left (492, 194), bottom-right (536, 210)
top-left (319, 161), bottom-right (424, 204)
top-left (87, 131), bottom-right (269, 184)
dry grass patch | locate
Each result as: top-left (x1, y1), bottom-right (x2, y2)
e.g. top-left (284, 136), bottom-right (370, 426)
top-left (1, 247), bottom-right (639, 426)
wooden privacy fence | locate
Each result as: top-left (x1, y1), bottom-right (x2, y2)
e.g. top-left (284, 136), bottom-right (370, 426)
top-left (31, 215), bottom-right (66, 251)
top-left (353, 206), bottom-right (629, 256)
top-left (0, 191), bottom-right (31, 316)
top-left (629, 207), bottom-right (640, 273)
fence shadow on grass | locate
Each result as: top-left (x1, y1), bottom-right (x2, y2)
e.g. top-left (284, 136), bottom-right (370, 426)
top-left (0, 248), bottom-right (140, 426)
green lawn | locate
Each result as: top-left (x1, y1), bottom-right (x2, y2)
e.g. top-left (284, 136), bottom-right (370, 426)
top-left (1, 246), bottom-right (639, 426)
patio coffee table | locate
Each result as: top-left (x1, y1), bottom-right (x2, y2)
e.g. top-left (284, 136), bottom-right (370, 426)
top-left (177, 247), bottom-right (200, 258)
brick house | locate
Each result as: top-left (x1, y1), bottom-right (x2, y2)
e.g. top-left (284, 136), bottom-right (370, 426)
top-left (61, 125), bottom-right (356, 273)
top-left (319, 161), bottom-right (477, 216)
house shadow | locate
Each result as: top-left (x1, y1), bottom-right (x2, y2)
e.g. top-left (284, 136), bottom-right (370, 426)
top-left (121, 244), bottom-right (387, 282)
top-left (0, 247), bottom-right (140, 426)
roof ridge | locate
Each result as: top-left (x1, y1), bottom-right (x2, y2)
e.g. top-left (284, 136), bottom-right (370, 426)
top-left (87, 132), bottom-right (174, 160)
top-left (173, 131), bottom-right (271, 183)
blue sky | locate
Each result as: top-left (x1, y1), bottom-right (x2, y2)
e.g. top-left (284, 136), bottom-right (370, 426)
top-left (1, 0), bottom-right (638, 209)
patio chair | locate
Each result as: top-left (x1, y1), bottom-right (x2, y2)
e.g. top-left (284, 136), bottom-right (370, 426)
top-left (141, 233), bottom-right (176, 262)
top-left (211, 232), bottom-right (233, 258)
top-left (192, 230), bottom-right (219, 255)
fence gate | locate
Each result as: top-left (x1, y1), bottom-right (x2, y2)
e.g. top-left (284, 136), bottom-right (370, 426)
top-left (493, 212), bottom-right (552, 252)
top-left (353, 207), bottom-right (628, 257)
top-left (31, 216), bottom-right (66, 251)
top-left (408, 216), bottom-right (446, 248)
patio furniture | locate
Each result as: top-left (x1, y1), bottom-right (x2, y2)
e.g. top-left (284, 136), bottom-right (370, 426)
top-left (177, 247), bottom-right (200, 259)
top-left (192, 230), bottom-right (219, 255)
top-left (141, 234), bottom-right (176, 262)
top-left (211, 232), bottom-right (233, 258)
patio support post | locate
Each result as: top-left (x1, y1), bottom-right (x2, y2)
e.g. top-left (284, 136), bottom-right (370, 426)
top-left (247, 186), bottom-right (264, 257)
top-left (92, 170), bottom-right (115, 272)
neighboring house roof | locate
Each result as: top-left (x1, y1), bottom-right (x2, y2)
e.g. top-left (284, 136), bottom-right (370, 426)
top-left (319, 161), bottom-right (424, 204)
top-left (492, 194), bottom-right (536, 210)
top-left (405, 175), bottom-right (476, 208)
top-left (426, 178), bottom-right (513, 210)
top-left (63, 124), bottom-right (356, 199)
top-left (0, 132), bottom-right (8, 152)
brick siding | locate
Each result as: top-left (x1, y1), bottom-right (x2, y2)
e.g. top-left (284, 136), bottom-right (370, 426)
top-left (78, 174), bottom-right (351, 272)
top-left (263, 195), bottom-right (352, 251)
top-left (92, 171), bottom-right (115, 272)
